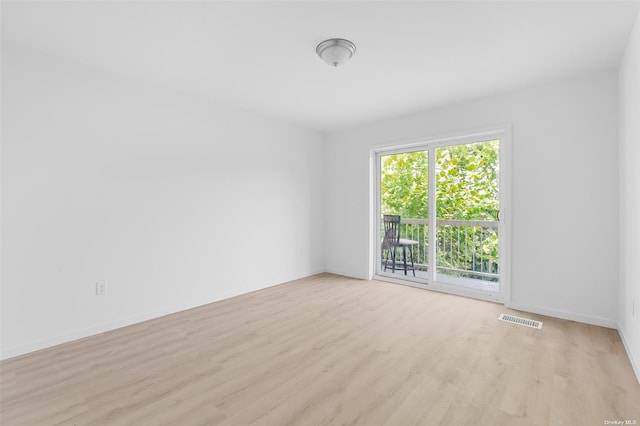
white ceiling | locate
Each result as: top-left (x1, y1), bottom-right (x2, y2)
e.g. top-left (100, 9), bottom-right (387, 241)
top-left (2, 1), bottom-right (639, 132)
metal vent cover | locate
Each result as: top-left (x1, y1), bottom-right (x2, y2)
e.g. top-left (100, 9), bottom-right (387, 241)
top-left (499, 313), bottom-right (543, 329)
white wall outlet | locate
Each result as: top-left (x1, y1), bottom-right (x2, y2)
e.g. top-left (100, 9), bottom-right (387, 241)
top-left (96, 281), bottom-right (108, 296)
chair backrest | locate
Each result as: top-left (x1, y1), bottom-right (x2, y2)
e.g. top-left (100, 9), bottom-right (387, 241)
top-left (382, 215), bottom-right (401, 248)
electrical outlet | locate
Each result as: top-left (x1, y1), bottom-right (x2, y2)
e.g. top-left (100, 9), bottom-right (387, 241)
top-left (96, 281), bottom-right (107, 296)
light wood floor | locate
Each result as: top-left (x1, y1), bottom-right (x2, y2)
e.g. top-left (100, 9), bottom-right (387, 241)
top-left (1, 274), bottom-right (639, 425)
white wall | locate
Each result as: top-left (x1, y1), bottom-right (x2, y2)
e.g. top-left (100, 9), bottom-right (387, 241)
top-left (619, 11), bottom-right (640, 381)
top-left (325, 70), bottom-right (619, 328)
top-left (0, 43), bottom-right (325, 359)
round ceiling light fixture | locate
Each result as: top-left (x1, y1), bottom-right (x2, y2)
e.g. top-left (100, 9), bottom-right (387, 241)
top-left (316, 38), bottom-right (356, 67)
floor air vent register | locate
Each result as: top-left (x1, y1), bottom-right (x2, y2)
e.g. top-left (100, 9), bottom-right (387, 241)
top-left (498, 313), bottom-right (543, 329)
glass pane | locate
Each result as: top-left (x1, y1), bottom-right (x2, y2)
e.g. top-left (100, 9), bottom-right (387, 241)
top-left (435, 140), bottom-right (500, 290)
top-left (379, 151), bottom-right (428, 277)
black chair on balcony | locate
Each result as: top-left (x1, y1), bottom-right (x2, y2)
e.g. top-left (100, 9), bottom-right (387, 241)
top-left (382, 215), bottom-right (419, 276)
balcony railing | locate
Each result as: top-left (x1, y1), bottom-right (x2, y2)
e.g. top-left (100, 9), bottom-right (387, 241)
top-left (392, 218), bottom-right (499, 282)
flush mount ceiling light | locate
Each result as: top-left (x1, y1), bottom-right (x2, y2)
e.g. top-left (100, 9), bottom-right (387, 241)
top-left (316, 38), bottom-right (356, 67)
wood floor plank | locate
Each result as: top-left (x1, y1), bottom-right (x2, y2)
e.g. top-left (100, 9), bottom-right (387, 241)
top-left (2, 273), bottom-right (639, 425)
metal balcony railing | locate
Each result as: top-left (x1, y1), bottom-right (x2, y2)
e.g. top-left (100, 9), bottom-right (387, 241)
top-left (390, 218), bottom-right (499, 282)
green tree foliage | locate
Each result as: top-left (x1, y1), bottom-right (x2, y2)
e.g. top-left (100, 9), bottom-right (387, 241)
top-left (436, 140), bottom-right (499, 221)
top-left (381, 140), bottom-right (499, 220)
top-left (380, 151), bottom-right (429, 218)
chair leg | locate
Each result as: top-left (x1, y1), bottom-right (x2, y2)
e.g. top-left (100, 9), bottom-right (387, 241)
top-left (402, 247), bottom-right (408, 275)
top-left (410, 245), bottom-right (415, 277)
top-left (382, 248), bottom-right (391, 272)
top-left (391, 247), bottom-right (397, 272)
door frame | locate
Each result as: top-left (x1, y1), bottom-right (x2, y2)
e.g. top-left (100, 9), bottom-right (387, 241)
top-left (371, 125), bottom-right (512, 305)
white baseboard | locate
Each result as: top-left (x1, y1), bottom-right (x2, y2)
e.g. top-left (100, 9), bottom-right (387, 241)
top-left (505, 301), bottom-right (618, 329)
top-left (3, 271), bottom-right (628, 368)
top-left (618, 325), bottom-right (640, 384)
top-left (0, 272), bottom-right (320, 361)
top-left (324, 268), bottom-right (369, 280)
top-left (0, 293), bottom-right (234, 360)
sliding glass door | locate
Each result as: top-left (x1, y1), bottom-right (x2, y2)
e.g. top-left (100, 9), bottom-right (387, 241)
top-left (375, 131), bottom-right (507, 302)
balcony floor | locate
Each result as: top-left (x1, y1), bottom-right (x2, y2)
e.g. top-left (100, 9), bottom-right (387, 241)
top-left (384, 267), bottom-right (500, 294)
